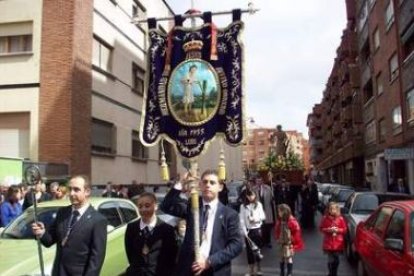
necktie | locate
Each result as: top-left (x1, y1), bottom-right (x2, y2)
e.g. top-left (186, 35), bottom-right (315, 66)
top-left (143, 226), bottom-right (151, 239)
top-left (202, 205), bottom-right (210, 236)
top-left (62, 210), bottom-right (79, 246)
top-left (67, 210), bottom-right (80, 234)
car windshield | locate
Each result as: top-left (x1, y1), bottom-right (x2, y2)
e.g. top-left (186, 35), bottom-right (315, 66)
top-left (320, 186), bottom-right (330, 194)
top-left (352, 194), bottom-right (379, 214)
top-left (1, 207), bottom-right (58, 239)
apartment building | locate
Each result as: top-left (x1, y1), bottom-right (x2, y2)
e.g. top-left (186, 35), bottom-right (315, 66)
top-left (0, 0), bottom-right (245, 185)
top-left (0, 0), bottom-right (174, 184)
top-left (308, 0), bottom-right (414, 192)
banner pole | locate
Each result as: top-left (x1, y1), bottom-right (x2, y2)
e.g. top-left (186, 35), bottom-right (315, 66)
top-left (188, 159), bottom-right (202, 262)
top-left (25, 166), bottom-right (45, 276)
top-left (131, 6), bottom-right (259, 24)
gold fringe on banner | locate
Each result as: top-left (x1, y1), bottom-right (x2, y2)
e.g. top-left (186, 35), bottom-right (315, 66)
top-left (160, 139), bottom-right (170, 181)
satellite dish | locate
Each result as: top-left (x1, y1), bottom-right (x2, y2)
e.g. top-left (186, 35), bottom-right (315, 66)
top-left (24, 165), bottom-right (41, 186)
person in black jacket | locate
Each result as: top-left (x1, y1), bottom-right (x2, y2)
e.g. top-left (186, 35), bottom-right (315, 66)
top-left (32, 175), bottom-right (107, 276)
top-left (300, 177), bottom-right (319, 229)
top-left (125, 192), bottom-right (178, 276)
top-left (161, 169), bottom-right (243, 276)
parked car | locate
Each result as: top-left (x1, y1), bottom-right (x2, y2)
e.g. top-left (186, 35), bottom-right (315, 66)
top-left (342, 192), bottom-right (414, 261)
top-left (0, 197), bottom-right (139, 276)
top-left (354, 200), bottom-right (414, 276)
top-left (319, 184), bottom-right (351, 213)
top-left (317, 183), bottom-right (330, 202)
top-left (329, 187), bottom-right (354, 208)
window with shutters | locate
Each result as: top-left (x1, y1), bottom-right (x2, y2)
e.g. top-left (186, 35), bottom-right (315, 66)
top-left (407, 89), bottom-right (414, 122)
top-left (389, 53), bottom-right (399, 81)
top-left (373, 28), bottom-right (380, 51)
top-left (132, 130), bottom-right (148, 160)
top-left (0, 35), bottom-right (32, 54)
top-left (365, 120), bottom-right (376, 144)
top-left (132, 63), bottom-right (145, 95)
top-left (376, 73), bottom-right (383, 95)
top-left (92, 36), bottom-right (112, 73)
top-left (91, 118), bottom-right (117, 155)
top-left (392, 106), bottom-right (402, 134)
top-left (385, 0), bottom-right (394, 31)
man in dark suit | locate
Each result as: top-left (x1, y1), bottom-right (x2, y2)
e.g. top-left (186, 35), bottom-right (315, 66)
top-left (161, 169), bottom-right (243, 276)
top-left (254, 177), bottom-right (275, 248)
top-left (32, 175), bottom-right (108, 276)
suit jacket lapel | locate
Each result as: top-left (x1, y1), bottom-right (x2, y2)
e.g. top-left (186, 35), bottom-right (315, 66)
top-left (60, 207), bottom-right (72, 235)
top-left (210, 202), bottom-right (224, 253)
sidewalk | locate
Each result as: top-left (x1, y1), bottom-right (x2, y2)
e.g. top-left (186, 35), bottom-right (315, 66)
top-left (232, 213), bottom-right (357, 276)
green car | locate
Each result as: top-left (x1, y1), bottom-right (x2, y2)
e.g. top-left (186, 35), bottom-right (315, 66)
top-left (0, 197), bottom-right (139, 276)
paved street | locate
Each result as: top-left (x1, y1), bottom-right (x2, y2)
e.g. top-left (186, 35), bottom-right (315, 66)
top-left (232, 213), bottom-right (357, 276)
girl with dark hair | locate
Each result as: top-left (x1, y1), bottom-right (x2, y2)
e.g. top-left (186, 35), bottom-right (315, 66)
top-left (274, 204), bottom-right (304, 276)
top-left (0, 185), bottom-right (22, 227)
top-left (239, 189), bottom-right (266, 275)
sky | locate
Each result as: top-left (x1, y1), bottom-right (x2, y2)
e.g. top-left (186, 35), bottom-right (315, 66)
top-left (161, 0), bottom-right (347, 138)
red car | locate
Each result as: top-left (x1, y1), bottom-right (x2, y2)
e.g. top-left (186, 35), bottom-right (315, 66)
top-left (354, 200), bottom-right (414, 276)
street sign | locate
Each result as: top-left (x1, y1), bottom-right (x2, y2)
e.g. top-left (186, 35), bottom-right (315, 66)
top-left (384, 148), bottom-right (414, 160)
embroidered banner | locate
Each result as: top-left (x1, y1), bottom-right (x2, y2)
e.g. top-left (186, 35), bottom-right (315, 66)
top-left (140, 10), bottom-right (245, 159)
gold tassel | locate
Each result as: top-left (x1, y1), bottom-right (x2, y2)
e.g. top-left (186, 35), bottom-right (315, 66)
top-left (218, 139), bottom-right (226, 181)
top-left (160, 140), bottom-right (170, 182)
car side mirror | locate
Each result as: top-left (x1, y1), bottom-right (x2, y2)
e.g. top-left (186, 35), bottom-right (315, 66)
top-left (384, 238), bottom-right (404, 252)
top-left (340, 207), bottom-right (349, 214)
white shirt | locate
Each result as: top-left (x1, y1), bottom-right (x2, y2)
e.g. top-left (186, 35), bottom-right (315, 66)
top-left (72, 203), bottom-right (90, 222)
top-left (200, 198), bottom-right (219, 259)
top-left (139, 217), bottom-right (157, 231)
top-left (239, 202), bottom-right (266, 236)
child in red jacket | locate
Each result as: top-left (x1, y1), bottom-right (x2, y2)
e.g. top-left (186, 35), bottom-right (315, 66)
top-left (274, 204), bottom-right (304, 276)
top-left (320, 201), bottom-right (347, 276)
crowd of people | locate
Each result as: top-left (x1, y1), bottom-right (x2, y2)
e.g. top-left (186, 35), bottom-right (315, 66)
top-left (0, 171), bottom-right (350, 276)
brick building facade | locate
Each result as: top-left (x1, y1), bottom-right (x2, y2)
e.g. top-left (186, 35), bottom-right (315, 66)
top-left (243, 127), bottom-right (310, 176)
top-left (0, 0), bottom-right (174, 184)
top-left (308, 0), bottom-right (414, 191)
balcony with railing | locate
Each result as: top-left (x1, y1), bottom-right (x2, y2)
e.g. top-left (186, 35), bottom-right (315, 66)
top-left (361, 59), bottom-right (372, 87)
top-left (363, 99), bottom-right (375, 123)
top-left (333, 138), bottom-right (343, 150)
top-left (325, 114), bottom-right (333, 128)
top-left (333, 121), bottom-right (343, 136)
top-left (352, 100), bottom-right (363, 124)
top-left (358, 22), bottom-right (369, 51)
top-left (349, 64), bottom-right (360, 88)
top-left (341, 82), bottom-right (352, 100)
top-left (341, 105), bottom-right (352, 123)
top-left (341, 129), bottom-right (353, 145)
